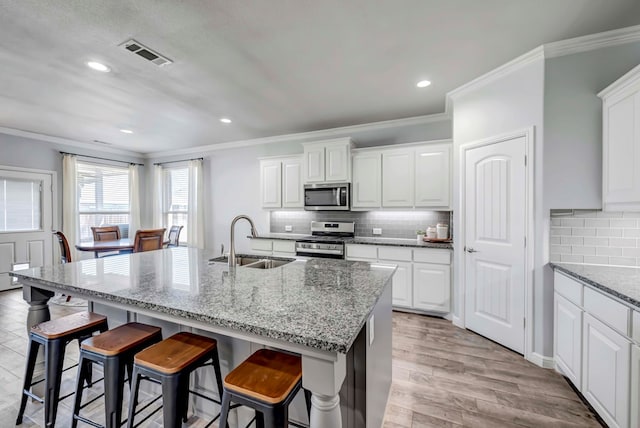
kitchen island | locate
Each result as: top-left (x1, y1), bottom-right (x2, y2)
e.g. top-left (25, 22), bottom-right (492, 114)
top-left (10, 247), bottom-right (396, 428)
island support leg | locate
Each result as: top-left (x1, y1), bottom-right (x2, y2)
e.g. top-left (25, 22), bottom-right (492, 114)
top-left (23, 284), bottom-right (54, 331)
top-left (302, 353), bottom-right (346, 428)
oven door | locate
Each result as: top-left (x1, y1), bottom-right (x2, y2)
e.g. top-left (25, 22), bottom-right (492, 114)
top-left (295, 242), bottom-right (345, 259)
top-left (304, 183), bottom-right (350, 211)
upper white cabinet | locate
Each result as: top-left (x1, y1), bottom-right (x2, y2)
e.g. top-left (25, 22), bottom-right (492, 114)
top-left (382, 149), bottom-right (415, 207)
top-left (259, 156), bottom-right (303, 209)
top-left (352, 151), bottom-right (382, 208)
top-left (303, 138), bottom-right (353, 183)
top-left (415, 144), bottom-right (451, 208)
top-left (599, 64), bottom-right (640, 211)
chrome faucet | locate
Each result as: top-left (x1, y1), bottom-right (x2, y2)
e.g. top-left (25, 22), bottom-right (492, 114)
top-left (229, 215), bottom-right (258, 268)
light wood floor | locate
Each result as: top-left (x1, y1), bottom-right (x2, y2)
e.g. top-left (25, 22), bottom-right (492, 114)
top-left (0, 289), bottom-right (601, 427)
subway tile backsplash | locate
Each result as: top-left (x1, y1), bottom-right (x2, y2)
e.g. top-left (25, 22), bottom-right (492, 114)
top-left (550, 210), bottom-right (640, 266)
top-left (270, 210), bottom-right (452, 239)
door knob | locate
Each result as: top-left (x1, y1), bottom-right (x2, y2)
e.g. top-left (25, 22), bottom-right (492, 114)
top-left (465, 247), bottom-right (479, 253)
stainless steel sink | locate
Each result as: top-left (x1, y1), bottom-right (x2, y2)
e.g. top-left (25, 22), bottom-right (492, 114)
top-left (209, 255), bottom-right (294, 269)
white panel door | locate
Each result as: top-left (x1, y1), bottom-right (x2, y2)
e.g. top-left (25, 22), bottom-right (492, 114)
top-left (631, 345), bottom-right (640, 428)
top-left (413, 262), bottom-right (450, 312)
top-left (582, 313), bottom-right (630, 428)
top-left (304, 146), bottom-right (325, 183)
top-left (352, 152), bottom-right (381, 208)
top-left (281, 158), bottom-right (303, 208)
top-left (464, 136), bottom-right (526, 353)
top-left (260, 160), bottom-right (282, 208)
top-left (415, 144), bottom-right (451, 208)
top-left (382, 149), bottom-right (414, 207)
top-left (325, 143), bottom-right (350, 182)
top-left (554, 293), bottom-right (583, 389)
top-left (0, 168), bottom-right (53, 291)
top-left (387, 261), bottom-right (412, 308)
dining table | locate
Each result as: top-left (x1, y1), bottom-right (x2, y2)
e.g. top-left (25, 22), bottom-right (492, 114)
top-left (76, 238), bottom-right (170, 257)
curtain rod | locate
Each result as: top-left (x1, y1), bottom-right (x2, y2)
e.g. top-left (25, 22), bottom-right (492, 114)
top-left (60, 151), bottom-right (144, 166)
top-left (153, 157), bottom-right (204, 166)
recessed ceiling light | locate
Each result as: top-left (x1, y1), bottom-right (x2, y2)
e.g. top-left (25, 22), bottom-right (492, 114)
top-left (87, 61), bottom-right (111, 72)
top-left (220, 118), bottom-right (232, 124)
top-left (120, 129), bottom-right (133, 134)
top-left (416, 80), bottom-right (431, 88)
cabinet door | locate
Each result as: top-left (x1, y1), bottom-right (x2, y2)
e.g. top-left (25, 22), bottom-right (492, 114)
top-left (415, 144), bottom-right (451, 208)
top-left (260, 160), bottom-right (282, 208)
top-left (382, 149), bottom-right (414, 207)
top-left (631, 345), bottom-right (640, 428)
top-left (325, 143), bottom-right (350, 182)
top-left (582, 313), bottom-right (630, 428)
top-left (352, 152), bottom-right (381, 208)
top-left (554, 293), bottom-right (582, 389)
top-left (385, 260), bottom-right (412, 308)
top-left (604, 92), bottom-right (640, 210)
top-left (412, 263), bottom-right (450, 312)
top-left (281, 158), bottom-right (303, 208)
top-left (304, 146), bottom-right (325, 183)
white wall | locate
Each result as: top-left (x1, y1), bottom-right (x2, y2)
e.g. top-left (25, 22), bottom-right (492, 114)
top-left (451, 58), bottom-right (546, 356)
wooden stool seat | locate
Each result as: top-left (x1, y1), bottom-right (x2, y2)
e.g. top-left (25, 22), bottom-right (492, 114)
top-left (134, 332), bottom-right (217, 374)
top-left (81, 322), bottom-right (162, 356)
top-left (31, 312), bottom-right (107, 339)
top-left (224, 349), bottom-right (302, 405)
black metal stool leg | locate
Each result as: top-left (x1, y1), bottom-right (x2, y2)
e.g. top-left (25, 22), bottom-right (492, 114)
top-left (16, 338), bottom-right (40, 425)
top-left (104, 356), bottom-right (126, 428)
top-left (219, 392), bottom-right (232, 428)
top-left (71, 353), bottom-right (91, 428)
top-left (304, 388), bottom-right (312, 419)
top-left (44, 338), bottom-right (65, 428)
top-left (161, 374), bottom-right (181, 428)
top-left (126, 366), bottom-right (141, 428)
top-left (255, 410), bottom-right (266, 428)
top-left (179, 374), bottom-right (190, 423)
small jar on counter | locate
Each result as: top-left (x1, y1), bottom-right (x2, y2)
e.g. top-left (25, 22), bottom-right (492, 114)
top-left (426, 226), bottom-right (437, 239)
top-left (436, 223), bottom-right (449, 240)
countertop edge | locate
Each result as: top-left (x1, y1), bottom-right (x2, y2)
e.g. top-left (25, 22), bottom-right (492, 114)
top-left (251, 234), bottom-right (453, 249)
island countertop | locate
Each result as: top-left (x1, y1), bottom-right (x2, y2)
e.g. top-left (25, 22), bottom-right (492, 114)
top-left (10, 247), bottom-right (396, 354)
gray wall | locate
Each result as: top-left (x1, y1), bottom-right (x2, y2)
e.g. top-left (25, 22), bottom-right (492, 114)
top-left (544, 42), bottom-right (640, 210)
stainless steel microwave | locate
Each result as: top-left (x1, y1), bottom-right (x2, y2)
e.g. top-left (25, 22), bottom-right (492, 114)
top-left (304, 183), bottom-right (350, 211)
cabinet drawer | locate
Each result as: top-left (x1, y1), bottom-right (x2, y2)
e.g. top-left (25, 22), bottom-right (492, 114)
top-left (272, 240), bottom-right (295, 254)
top-left (413, 248), bottom-right (450, 265)
top-left (346, 244), bottom-right (377, 260)
top-left (584, 287), bottom-right (630, 336)
top-left (378, 246), bottom-right (412, 262)
top-left (554, 272), bottom-right (583, 306)
top-left (250, 239), bottom-right (273, 252)
top-left (633, 311), bottom-right (640, 343)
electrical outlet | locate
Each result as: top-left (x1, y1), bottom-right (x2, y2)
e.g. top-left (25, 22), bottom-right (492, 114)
top-left (372, 228), bottom-right (382, 235)
top-left (285, 225), bottom-right (293, 232)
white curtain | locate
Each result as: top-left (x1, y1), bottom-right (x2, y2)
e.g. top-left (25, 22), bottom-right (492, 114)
top-left (152, 164), bottom-right (164, 228)
top-left (128, 164), bottom-right (141, 239)
top-left (187, 159), bottom-right (205, 248)
top-left (62, 154), bottom-right (78, 261)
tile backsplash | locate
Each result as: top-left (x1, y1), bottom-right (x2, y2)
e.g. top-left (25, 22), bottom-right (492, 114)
top-left (550, 210), bottom-right (640, 266)
top-left (270, 210), bottom-right (452, 239)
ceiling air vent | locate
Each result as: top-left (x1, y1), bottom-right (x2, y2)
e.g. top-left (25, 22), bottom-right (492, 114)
top-left (119, 39), bottom-right (172, 67)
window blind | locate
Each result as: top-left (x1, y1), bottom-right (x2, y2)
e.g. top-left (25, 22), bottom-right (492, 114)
top-left (0, 177), bottom-right (41, 232)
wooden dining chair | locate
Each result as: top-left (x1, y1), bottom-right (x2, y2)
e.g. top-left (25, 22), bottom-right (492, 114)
top-left (91, 225), bottom-right (121, 241)
top-left (132, 228), bottom-right (166, 253)
top-left (167, 225), bottom-right (184, 247)
top-left (53, 231), bottom-right (72, 264)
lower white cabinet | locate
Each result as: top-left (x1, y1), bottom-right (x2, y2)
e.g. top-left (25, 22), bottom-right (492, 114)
top-left (412, 263), bottom-right (450, 312)
top-left (554, 293), bottom-right (583, 389)
top-left (631, 345), bottom-right (640, 428)
top-left (250, 239), bottom-right (296, 257)
top-left (582, 312), bottom-right (630, 428)
top-left (390, 261), bottom-right (412, 308)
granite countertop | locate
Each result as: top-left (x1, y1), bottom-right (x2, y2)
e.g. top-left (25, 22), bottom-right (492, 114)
top-left (551, 263), bottom-right (640, 309)
top-left (10, 247), bottom-right (396, 354)
top-left (253, 233), bottom-right (453, 250)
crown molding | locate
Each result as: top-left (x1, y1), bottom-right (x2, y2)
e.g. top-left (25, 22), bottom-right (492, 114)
top-left (145, 112), bottom-right (452, 158)
top-left (598, 62), bottom-right (640, 98)
top-left (544, 23), bottom-right (640, 59)
top-left (0, 126), bottom-right (144, 158)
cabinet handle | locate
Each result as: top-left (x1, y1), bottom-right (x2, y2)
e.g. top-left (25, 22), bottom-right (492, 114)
top-left (465, 247), bottom-right (479, 253)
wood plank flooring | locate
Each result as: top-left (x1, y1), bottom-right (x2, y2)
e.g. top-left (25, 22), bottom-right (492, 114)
top-left (0, 289), bottom-right (600, 427)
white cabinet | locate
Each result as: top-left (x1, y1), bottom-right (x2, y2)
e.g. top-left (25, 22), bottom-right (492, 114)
top-left (413, 262), bottom-right (450, 312)
top-left (415, 144), bottom-right (451, 208)
top-left (259, 157), bottom-right (303, 209)
top-left (554, 293), bottom-right (583, 389)
top-left (352, 152), bottom-right (381, 208)
top-left (382, 149), bottom-right (414, 207)
top-left (599, 64), bottom-right (640, 211)
top-left (391, 261), bottom-right (413, 308)
top-left (250, 239), bottom-right (296, 257)
top-left (303, 138), bottom-right (352, 183)
top-left (631, 345), bottom-right (640, 428)
top-left (582, 313), bottom-right (630, 428)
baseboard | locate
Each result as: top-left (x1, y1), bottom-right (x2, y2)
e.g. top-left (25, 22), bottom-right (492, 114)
top-left (452, 315), bottom-right (464, 329)
top-left (528, 352), bottom-right (555, 369)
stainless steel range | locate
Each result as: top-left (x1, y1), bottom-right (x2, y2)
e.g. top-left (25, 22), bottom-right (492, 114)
top-left (295, 221), bottom-right (355, 259)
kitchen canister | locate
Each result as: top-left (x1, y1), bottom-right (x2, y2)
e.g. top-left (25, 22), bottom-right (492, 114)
top-left (436, 223), bottom-right (449, 239)
top-left (426, 226), bottom-right (437, 239)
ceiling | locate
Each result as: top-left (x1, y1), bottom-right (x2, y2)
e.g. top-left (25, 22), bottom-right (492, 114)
top-left (1, 1), bottom-right (640, 154)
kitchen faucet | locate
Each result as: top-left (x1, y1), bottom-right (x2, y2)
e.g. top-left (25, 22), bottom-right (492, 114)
top-left (228, 215), bottom-right (258, 268)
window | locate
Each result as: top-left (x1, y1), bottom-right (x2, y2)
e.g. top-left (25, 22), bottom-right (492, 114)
top-left (163, 167), bottom-right (188, 244)
top-left (0, 177), bottom-right (42, 232)
top-left (77, 162), bottom-right (129, 242)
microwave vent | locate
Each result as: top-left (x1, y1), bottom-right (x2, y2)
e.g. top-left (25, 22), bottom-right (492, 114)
top-left (119, 39), bottom-right (172, 67)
